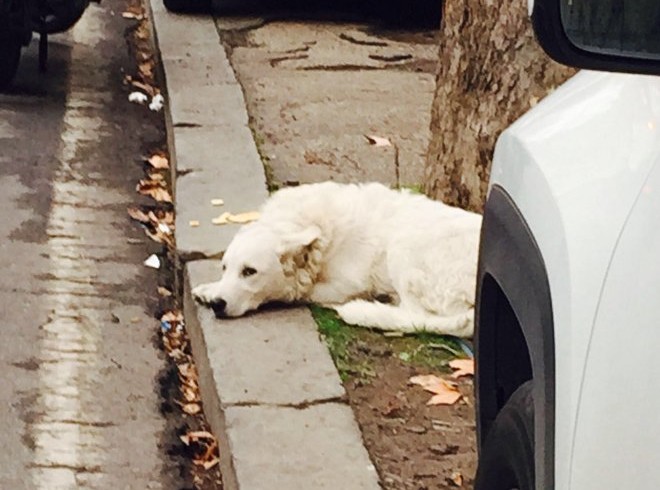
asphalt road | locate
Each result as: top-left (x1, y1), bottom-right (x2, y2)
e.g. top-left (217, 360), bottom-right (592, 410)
top-left (0, 3), bottom-right (183, 488)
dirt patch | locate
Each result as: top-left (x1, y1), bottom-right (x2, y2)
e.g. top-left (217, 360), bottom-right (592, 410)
top-left (312, 307), bottom-right (477, 489)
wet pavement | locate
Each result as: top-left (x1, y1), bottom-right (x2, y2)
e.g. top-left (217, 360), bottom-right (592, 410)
top-left (0, 2), bottom-right (183, 488)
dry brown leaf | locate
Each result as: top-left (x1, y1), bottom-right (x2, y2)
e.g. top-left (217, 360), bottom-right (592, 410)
top-left (182, 403), bottom-right (201, 415)
top-left (449, 359), bottom-right (475, 379)
top-left (211, 212), bottom-right (231, 225)
top-left (186, 430), bottom-right (215, 441)
top-left (449, 471), bottom-right (463, 487)
top-left (200, 457), bottom-right (220, 470)
top-left (121, 11), bottom-right (144, 20)
top-left (227, 211), bottom-right (260, 224)
top-left (409, 374), bottom-right (462, 406)
top-left (127, 206), bottom-right (150, 223)
top-left (136, 180), bottom-right (172, 203)
top-left (365, 134), bottom-right (392, 147)
top-left (147, 154), bottom-right (169, 169)
top-left (161, 310), bottom-right (184, 323)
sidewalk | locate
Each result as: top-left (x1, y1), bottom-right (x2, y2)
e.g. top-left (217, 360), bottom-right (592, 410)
top-left (148, 2), bottom-right (383, 488)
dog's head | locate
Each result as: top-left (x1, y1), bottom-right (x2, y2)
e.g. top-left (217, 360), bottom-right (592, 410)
top-left (209, 222), bottom-right (322, 317)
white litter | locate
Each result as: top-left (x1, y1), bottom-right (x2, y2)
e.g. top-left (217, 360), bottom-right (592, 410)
top-left (144, 254), bottom-right (161, 269)
top-left (129, 91), bottom-right (149, 104)
top-left (149, 94), bottom-right (165, 111)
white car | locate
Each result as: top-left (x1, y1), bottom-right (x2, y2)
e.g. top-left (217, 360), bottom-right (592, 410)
top-left (473, 1), bottom-right (660, 490)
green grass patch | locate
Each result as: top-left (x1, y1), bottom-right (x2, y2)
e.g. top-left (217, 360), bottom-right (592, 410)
top-left (310, 305), bottom-right (471, 382)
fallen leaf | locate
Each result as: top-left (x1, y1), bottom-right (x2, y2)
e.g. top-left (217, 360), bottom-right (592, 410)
top-left (136, 179), bottom-right (172, 203)
top-left (211, 212), bottom-right (231, 225)
top-left (449, 359), bottom-right (475, 379)
top-left (409, 374), bottom-right (462, 405)
top-left (182, 403), bottom-right (201, 415)
top-left (127, 206), bottom-right (150, 223)
top-left (130, 79), bottom-right (156, 96)
top-left (186, 430), bottom-right (215, 441)
top-left (147, 154), bottom-right (169, 169)
top-left (449, 471), bottom-right (463, 487)
top-left (211, 198), bottom-right (224, 206)
top-left (227, 211), bottom-right (260, 224)
top-left (200, 457), bottom-right (220, 470)
top-left (365, 134), bottom-right (392, 147)
top-left (121, 11), bottom-right (143, 20)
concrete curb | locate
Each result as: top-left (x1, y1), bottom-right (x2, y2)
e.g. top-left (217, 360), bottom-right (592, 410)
top-left (148, 3), bottom-right (383, 488)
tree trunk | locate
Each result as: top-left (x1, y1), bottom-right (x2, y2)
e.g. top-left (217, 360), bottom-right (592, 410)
top-left (424, 0), bottom-right (576, 212)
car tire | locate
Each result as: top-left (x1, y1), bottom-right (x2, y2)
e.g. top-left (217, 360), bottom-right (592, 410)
top-left (0, 38), bottom-right (21, 90)
top-left (474, 381), bottom-right (535, 490)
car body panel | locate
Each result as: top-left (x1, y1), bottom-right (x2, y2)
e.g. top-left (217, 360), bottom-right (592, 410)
top-left (490, 69), bottom-right (660, 489)
top-left (570, 159), bottom-right (660, 488)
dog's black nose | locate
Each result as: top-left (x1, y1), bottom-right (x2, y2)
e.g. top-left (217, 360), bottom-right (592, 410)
top-left (210, 299), bottom-right (227, 318)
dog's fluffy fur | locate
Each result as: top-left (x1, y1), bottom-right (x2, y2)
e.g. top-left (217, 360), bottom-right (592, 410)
top-left (193, 182), bottom-right (481, 337)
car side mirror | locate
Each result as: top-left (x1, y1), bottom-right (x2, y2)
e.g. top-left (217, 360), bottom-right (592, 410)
top-left (530, 0), bottom-right (660, 75)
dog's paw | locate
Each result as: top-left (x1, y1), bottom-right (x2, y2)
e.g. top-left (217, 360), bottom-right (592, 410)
top-left (191, 283), bottom-right (221, 305)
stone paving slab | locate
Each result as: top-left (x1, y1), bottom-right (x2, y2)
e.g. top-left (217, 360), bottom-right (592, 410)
top-left (225, 404), bottom-right (381, 490)
top-left (184, 260), bottom-right (345, 405)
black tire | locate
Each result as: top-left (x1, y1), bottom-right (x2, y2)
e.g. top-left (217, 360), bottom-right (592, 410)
top-left (0, 37), bottom-right (21, 90)
top-left (474, 381), bottom-right (535, 490)
top-left (162, 0), bottom-right (211, 13)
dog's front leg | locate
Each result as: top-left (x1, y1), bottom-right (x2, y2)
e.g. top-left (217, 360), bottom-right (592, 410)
top-left (192, 282), bottom-right (223, 305)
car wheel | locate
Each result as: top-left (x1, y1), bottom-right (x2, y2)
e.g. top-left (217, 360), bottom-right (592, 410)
top-left (0, 37), bottom-right (22, 90)
top-left (474, 381), bottom-right (535, 490)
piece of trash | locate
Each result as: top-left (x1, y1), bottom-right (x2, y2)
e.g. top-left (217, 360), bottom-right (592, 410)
top-left (409, 374), bottom-right (462, 405)
top-left (147, 154), bottom-right (169, 169)
top-left (365, 134), bottom-right (392, 147)
top-left (144, 254), bottom-right (161, 269)
top-left (149, 93), bottom-right (165, 112)
top-left (227, 211), bottom-right (260, 224)
top-left (211, 198), bottom-right (224, 206)
top-left (189, 220), bottom-right (200, 227)
top-left (211, 212), bottom-right (231, 225)
top-left (398, 352), bottom-right (411, 362)
top-left (128, 91), bottom-right (149, 104)
top-left (449, 359), bottom-right (475, 379)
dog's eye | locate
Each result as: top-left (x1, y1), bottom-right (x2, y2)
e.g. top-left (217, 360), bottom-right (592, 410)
top-left (241, 267), bottom-right (257, 277)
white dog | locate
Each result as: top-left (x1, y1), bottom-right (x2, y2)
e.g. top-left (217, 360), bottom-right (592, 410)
top-left (192, 182), bottom-right (481, 337)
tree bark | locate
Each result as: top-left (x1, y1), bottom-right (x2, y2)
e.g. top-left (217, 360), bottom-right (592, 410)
top-left (424, 0), bottom-right (576, 212)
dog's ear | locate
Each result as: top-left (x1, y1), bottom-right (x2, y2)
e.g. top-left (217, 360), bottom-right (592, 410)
top-left (277, 225), bottom-right (321, 256)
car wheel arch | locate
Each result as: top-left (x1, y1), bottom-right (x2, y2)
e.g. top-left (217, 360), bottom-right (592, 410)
top-left (475, 185), bottom-right (555, 490)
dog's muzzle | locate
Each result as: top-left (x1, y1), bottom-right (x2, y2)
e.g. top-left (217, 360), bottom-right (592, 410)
top-left (209, 299), bottom-right (227, 318)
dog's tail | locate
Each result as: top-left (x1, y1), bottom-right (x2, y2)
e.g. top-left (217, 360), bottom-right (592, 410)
top-left (334, 300), bottom-right (473, 338)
